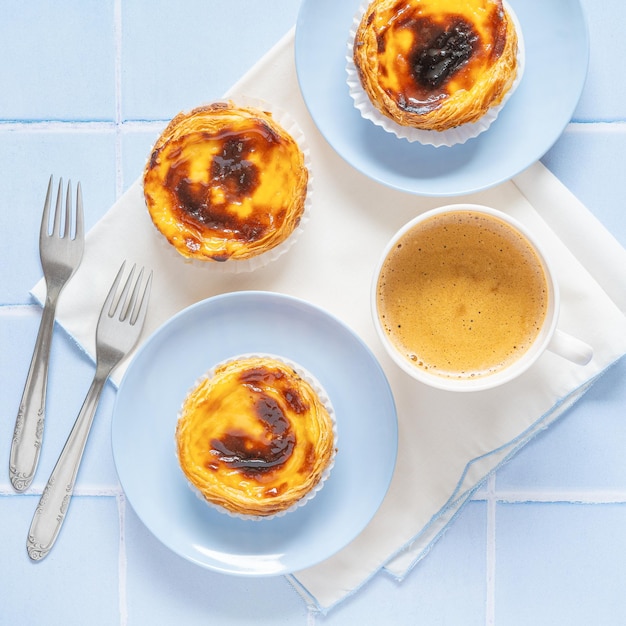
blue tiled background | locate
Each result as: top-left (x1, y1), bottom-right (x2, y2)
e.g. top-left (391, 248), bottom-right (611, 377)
top-left (2, 1), bottom-right (625, 624)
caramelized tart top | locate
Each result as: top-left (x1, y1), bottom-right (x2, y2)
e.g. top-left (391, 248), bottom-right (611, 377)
top-left (143, 103), bottom-right (308, 262)
top-left (176, 356), bottom-right (335, 517)
top-left (353, 0), bottom-right (519, 131)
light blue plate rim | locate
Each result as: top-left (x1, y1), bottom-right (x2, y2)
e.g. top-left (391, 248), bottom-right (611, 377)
top-left (295, 0), bottom-right (590, 197)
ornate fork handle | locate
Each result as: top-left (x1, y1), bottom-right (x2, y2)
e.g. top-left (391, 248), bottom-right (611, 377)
top-left (9, 291), bottom-right (60, 492)
top-left (10, 177), bottom-right (84, 492)
top-left (27, 366), bottom-right (110, 561)
top-left (26, 261), bottom-right (152, 560)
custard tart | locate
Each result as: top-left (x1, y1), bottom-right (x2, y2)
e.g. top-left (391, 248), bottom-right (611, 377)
top-left (352, 0), bottom-right (519, 132)
top-left (176, 355), bottom-right (336, 518)
top-left (143, 102), bottom-right (309, 263)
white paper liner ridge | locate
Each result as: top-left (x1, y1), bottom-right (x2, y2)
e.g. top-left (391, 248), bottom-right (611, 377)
top-left (28, 29), bottom-right (626, 613)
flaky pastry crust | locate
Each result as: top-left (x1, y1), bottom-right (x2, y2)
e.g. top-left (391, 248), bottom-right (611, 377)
top-left (176, 356), bottom-right (335, 517)
top-left (143, 102), bottom-right (308, 262)
top-left (353, 0), bottom-right (519, 131)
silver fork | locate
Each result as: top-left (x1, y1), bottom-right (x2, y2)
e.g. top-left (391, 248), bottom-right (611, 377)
top-left (26, 261), bottom-right (152, 561)
top-left (10, 176), bottom-right (84, 492)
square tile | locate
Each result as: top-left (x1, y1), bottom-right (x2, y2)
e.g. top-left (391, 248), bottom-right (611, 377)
top-left (0, 494), bottom-right (121, 626)
top-left (574, 0), bottom-right (626, 122)
top-left (496, 502), bottom-right (626, 626)
top-left (120, 0), bottom-right (300, 120)
top-left (316, 502), bottom-right (488, 625)
top-left (0, 130), bottom-right (117, 305)
top-left (0, 0), bottom-right (116, 120)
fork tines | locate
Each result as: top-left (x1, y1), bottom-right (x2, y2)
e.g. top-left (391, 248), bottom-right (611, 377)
top-left (41, 176), bottom-right (84, 242)
top-left (103, 261), bottom-right (153, 327)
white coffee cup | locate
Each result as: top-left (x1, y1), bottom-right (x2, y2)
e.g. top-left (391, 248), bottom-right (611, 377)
top-left (372, 204), bottom-right (593, 392)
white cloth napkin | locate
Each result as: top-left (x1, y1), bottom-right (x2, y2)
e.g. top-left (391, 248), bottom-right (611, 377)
top-left (31, 29), bottom-right (626, 612)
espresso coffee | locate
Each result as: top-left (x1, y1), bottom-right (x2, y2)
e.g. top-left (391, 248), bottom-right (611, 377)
top-left (376, 210), bottom-right (549, 380)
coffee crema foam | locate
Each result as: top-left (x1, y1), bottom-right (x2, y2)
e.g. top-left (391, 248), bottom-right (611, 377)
top-left (377, 211), bottom-right (549, 380)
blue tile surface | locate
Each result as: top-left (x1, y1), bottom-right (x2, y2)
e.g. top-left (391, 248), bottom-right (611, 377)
top-left (496, 357), bottom-right (626, 494)
top-left (0, 495), bottom-right (120, 626)
top-left (1, 0), bottom-right (626, 624)
top-left (317, 501), bottom-right (488, 626)
top-left (0, 1), bottom-right (116, 121)
top-left (496, 502), bottom-right (626, 626)
top-left (573, 0), bottom-right (626, 122)
top-left (0, 131), bottom-right (117, 305)
top-left (120, 0), bottom-right (301, 121)
top-left (120, 126), bottom-right (165, 191)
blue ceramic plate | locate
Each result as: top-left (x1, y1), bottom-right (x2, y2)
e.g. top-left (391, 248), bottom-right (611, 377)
top-left (295, 0), bottom-right (589, 196)
top-left (112, 291), bottom-right (397, 576)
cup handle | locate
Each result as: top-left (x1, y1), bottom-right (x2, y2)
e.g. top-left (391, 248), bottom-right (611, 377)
top-left (547, 329), bottom-right (593, 366)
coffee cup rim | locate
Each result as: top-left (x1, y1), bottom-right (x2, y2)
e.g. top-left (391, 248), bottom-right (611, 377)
top-left (371, 204), bottom-right (560, 392)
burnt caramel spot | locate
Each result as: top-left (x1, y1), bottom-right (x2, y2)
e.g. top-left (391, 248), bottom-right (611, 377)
top-left (162, 120), bottom-right (284, 245)
top-left (491, 6), bottom-right (508, 58)
top-left (239, 366), bottom-right (285, 389)
top-left (211, 136), bottom-right (259, 196)
top-left (149, 149), bottom-right (160, 170)
top-left (283, 386), bottom-right (307, 414)
top-left (372, 1), bottom-right (513, 116)
top-left (410, 17), bottom-right (479, 89)
top-left (376, 33), bottom-right (386, 55)
top-left (241, 366), bottom-right (310, 414)
top-left (208, 366), bottom-right (299, 476)
top-left (299, 442), bottom-right (316, 476)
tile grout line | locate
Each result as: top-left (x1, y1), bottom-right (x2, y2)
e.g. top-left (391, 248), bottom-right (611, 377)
top-left (3, 484), bottom-right (624, 501)
top-left (117, 491), bottom-right (129, 626)
top-left (485, 474), bottom-right (497, 626)
top-left (4, 482), bottom-right (626, 502)
top-left (112, 3), bottom-right (128, 625)
top-left (0, 486), bottom-right (123, 497)
top-left (0, 304), bottom-right (40, 316)
top-left (114, 0), bottom-right (124, 199)
top-left (476, 490), bottom-right (626, 504)
top-left (0, 120), bottom-right (166, 131)
top-left (0, 121), bottom-right (118, 131)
